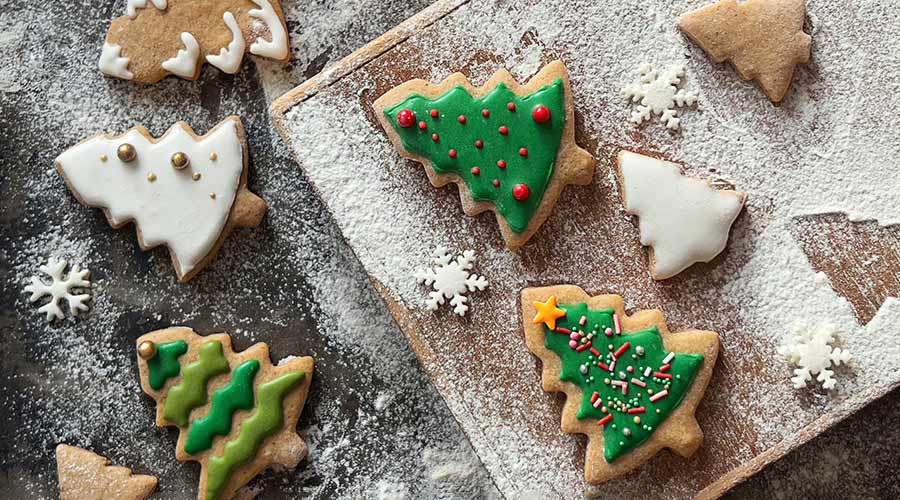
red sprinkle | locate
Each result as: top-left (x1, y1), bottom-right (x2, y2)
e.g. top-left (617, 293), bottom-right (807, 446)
top-left (475, 139), bottom-right (484, 149)
top-left (507, 102), bottom-right (517, 111)
top-left (418, 121), bottom-right (428, 130)
top-left (471, 167), bottom-right (481, 175)
top-left (627, 407), bottom-right (646, 414)
top-left (519, 147), bottom-right (528, 157)
top-left (576, 342), bottom-right (591, 352)
top-left (654, 372), bottom-right (673, 379)
top-left (430, 109), bottom-right (439, 118)
top-left (512, 183), bottom-right (531, 201)
top-left (590, 392), bottom-right (600, 404)
top-left (432, 133), bottom-right (439, 142)
top-left (458, 115), bottom-right (467, 124)
top-left (555, 327), bottom-right (572, 334)
top-left (597, 362), bottom-right (611, 371)
top-left (492, 179), bottom-right (500, 187)
top-left (482, 109), bottom-right (491, 118)
top-left (613, 342), bottom-right (631, 359)
top-left (597, 414), bottom-right (614, 426)
top-left (497, 160), bottom-right (507, 169)
top-left (397, 109), bottom-right (416, 128)
top-left (659, 364), bottom-right (672, 373)
top-left (590, 348), bottom-right (601, 357)
top-left (532, 105), bottom-right (551, 123)
top-left (448, 149), bottom-right (458, 158)
top-left (499, 125), bottom-right (509, 135)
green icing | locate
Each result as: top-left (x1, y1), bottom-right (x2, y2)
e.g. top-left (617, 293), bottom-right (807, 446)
top-left (544, 303), bottom-right (704, 463)
top-left (205, 371), bottom-right (305, 500)
top-left (147, 340), bottom-right (188, 391)
top-left (183, 359), bottom-right (260, 455)
top-left (163, 341), bottom-right (230, 428)
top-left (384, 79), bottom-right (566, 233)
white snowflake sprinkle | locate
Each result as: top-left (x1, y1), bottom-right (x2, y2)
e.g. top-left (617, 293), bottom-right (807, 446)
top-left (414, 246), bottom-right (488, 316)
top-left (23, 257), bottom-right (91, 322)
top-left (777, 324), bottom-right (851, 390)
top-left (623, 62), bottom-right (697, 130)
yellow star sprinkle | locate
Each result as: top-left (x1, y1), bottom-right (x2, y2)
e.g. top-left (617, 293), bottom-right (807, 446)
top-left (532, 296), bottom-right (567, 330)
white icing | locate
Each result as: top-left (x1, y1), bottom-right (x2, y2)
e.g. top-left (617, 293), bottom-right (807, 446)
top-left (206, 12), bottom-right (246, 74)
top-left (617, 150), bottom-right (745, 279)
top-left (161, 32), bottom-right (200, 79)
top-left (125, 0), bottom-right (167, 19)
top-left (56, 120), bottom-right (244, 277)
top-left (248, 0), bottom-right (289, 60)
top-left (98, 42), bottom-right (133, 80)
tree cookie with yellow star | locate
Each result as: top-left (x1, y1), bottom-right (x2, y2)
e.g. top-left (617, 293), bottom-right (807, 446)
top-left (521, 285), bottom-right (719, 483)
top-left (373, 60), bottom-right (596, 250)
top-left (55, 117), bottom-right (266, 282)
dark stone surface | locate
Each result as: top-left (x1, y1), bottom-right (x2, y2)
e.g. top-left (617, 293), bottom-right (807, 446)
top-left (0, 1), bottom-right (897, 499)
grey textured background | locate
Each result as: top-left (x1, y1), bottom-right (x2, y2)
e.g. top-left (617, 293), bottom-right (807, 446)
top-left (0, 1), bottom-right (897, 499)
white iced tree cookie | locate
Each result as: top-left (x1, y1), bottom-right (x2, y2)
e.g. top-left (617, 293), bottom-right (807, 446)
top-left (616, 150), bottom-right (745, 280)
top-left (778, 324), bottom-right (851, 390)
top-left (55, 117), bottom-right (266, 282)
top-left (24, 258), bottom-right (91, 322)
top-left (415, 247), bottom-right (488, 316)
top-left (623, 63), bottom-right (697, 130)
top-left (100, 0), bottom-right (290, 83)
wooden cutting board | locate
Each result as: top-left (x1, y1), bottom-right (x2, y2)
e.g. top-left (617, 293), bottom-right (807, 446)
top-left (271, 0), bottom-right (900, 497)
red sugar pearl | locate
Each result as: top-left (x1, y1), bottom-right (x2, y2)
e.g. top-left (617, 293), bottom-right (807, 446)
top-left (493, 179), bottom-right (501, 188)
top-left (499, 126), bottom-right (509, 135)
top-left (532, 105), bottom-right (551, 124)
top-left (458, 115), bottom-right (467, 124)
top-left (497, 160), bottom-right (507, 169)
top-left (432, 133), bottom-right (440, 142)
top-left (471, 166), bottom-right (481, 175)
top-left (513, 183), bottom-right (531, 201)
top-left (519, 147), bottom-right (529, 157)
top-left (475, 139), bottom-right (484, 149)
top-left (482, 109), bottom-right (491, 118)
top-left (397, 109), bottom-right (416, 128)
top-left (507, 102), bottom-right (516, 111)
top-left (449, 149), bottom-right (458, 158)
top-left (430, 109), bottom-right (439, 118)
top-left (418, 121), bottom-right (428, 130)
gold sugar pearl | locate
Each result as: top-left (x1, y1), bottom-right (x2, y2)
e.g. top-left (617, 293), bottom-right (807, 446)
top-left (170, 152), bottom-right (190, 170)
top-left (633, 416), bottom-right (641, 425)
top-left (117, 143), bottom-right (137, 162)
top-left (192, 172), bottom-right (201, 181)
top-left (209, 152), bottom-right (218, 161)
top-left (147, 173), bottom-right (157, 182)
top-left (100, 154), bottom-right (108, 162)
top-left (137, 341), bottom-right (157, 360)
top-left (210, 192), bottom-right (217, 199)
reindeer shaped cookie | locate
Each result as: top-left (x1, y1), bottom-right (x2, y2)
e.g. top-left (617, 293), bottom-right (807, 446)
top-left (99, 0), bottom-right (290, 83)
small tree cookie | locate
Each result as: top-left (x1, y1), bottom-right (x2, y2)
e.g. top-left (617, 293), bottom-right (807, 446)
top-left (136, 327), bottom-right (314, 500)
top-left (373, 61), bottom-right (596, 250)
top-left (678, 0), bottom-right (812, 103)
top-left (521, 285), bottom-right (719, 483)
top-left (55, 117), bottom-right (266, 282)
top-left (100, 0), bottom-right (291, 83)
top-left (56, 444), bottom-right (157, 500)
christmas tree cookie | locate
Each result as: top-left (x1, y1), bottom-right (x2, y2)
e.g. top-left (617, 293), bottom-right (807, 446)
top-left (373, 61), bottom-right (596, 249)
top-left (136, 327), bottom-right (314, 500)
top-left (100, 0), bottom-right (290, 83)
top-left (521, 285), bottom-right (719, 483)
top-left (678, 0), bottom-right (812, 103)
top-left (56, 444), bottom-right (157, 500)
top-left (55, 117), bottom-right (266, 282)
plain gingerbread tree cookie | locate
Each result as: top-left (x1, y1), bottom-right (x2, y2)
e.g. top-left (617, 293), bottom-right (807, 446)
top-left (678, 0), bottom-right (812, 103)
top-left (99, 0), bottom-right (291, 83)
top-left (56, 444), bottom-right (157, 500)
top-left (373, 61), bottom-right (596, 250)
top-left (521, 285), bottom-right (720, 484)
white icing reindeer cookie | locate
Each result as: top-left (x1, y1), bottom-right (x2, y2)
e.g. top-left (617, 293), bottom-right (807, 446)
top-left (616, 150), bottom-right (745, 280)
top-left (100, 0), bottom-right (290, 83)
top-left (55, 117), bottom-right (266, 282)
